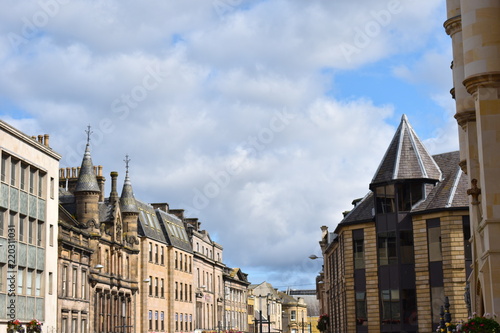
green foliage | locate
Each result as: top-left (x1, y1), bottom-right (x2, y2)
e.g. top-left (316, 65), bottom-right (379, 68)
top-left (461, 315), bottom-right (500, 332)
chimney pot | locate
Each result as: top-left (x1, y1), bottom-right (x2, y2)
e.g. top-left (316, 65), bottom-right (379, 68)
top-left (44, 134), bottom-right (49, 147)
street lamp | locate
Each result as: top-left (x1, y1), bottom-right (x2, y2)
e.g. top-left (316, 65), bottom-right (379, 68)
top-left (308, 255), bottom-right (322, 260)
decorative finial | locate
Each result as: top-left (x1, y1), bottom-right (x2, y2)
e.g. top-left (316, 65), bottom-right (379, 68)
top-left (85, 125), bottom-right (93, 145)
top-left (124, 155), bottom-right (131, 173)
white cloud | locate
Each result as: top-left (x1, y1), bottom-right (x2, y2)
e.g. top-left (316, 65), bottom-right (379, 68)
top-left (0, 0), bottom-right (456, 288)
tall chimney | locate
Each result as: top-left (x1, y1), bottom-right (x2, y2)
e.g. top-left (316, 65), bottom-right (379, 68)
top-left (110, 171), bottom-right (119, 203)
top-left (44, 134), bottom-right (49, 147)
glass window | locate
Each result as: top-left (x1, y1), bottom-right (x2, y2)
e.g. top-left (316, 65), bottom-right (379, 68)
top-left (400, 230), bottom-right (414, 264)
top-left (291, 310), bottom-right (296, 320)
top-left (0, 154), bottom-right (7, 182)
top-left (0, 264), bottom-right (4, 292)
top-left (0, 209), bottom-right (5, 236)
top-left (72, 267), bottom-right (77, 297)
top-left (149, 276), bottom-right (153, 296)
top-left (10, 159), bottom-right (17, 186)
top-left (20, 163), bottom-right (27, 190)
top-left (375, 185), bottom-right (395, 214)
top-left (378, 232), bottom-right (397, 265)
top-left (149, 311), bottom-right (153, 330)
top-left (431, 287), bottom-right (445, 326)
top-left (17, 267), bottom-right (24, 294)
top-left (428, 227), bottom-right (442, 262)
top-left (29, 168), bottom-right (35, 194)
top-left (381, 289), bottom-right (400, 324)
top-left (82, 271), bottom-right (87, 299)
top-left (356, 292), bottom-right (367, 325)
top-left (26, 269), bottom-right (33, 295)
top-left (353, 238), bottom-right (365, 269)
top-left (149, 243), bottom-right (153, 261)
top-left (35, 270), bottom-right (42, 296)
top-left (37, 221), bottom-right (44, 246)
top-left (62, 266), bottom-right (67, 296)
top-left (19, 216), bottom-right (25, 242)
top-left (38, 173), bottom-right (44, 197)
top-left (48, 272), bottom-right (53, 295)
top-left (28, 219), bottom-right (34, 244)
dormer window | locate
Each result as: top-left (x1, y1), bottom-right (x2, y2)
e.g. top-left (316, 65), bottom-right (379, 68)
top-left (375, 182), bottom-right (424, 214)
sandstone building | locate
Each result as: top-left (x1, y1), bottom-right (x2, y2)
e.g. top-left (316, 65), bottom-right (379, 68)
top-left (58, 135), bottom-right (140, 333)
top-left (0, 120), bottom-right (60, 332)
top-left (444, 0), bottom-right (500, 316)
top-left (315, 115), bottom-right (470, 332)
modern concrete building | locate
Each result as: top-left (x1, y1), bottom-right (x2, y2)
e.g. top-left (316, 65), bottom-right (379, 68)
top-left (444, 0), bottom-right (500, 317)
top-left (0, 121), bottom-right (60, 331)
top-left (315, 115), bottom-right (470, 332)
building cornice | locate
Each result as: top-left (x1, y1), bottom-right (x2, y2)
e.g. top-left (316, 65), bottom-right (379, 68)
top-left (463, 72), bottom-right (500, 95)
top-left (444, 15), bottom-right (462, 37)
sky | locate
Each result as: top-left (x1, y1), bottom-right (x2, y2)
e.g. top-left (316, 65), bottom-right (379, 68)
top-left (0, 0), bottom-right (458, 290)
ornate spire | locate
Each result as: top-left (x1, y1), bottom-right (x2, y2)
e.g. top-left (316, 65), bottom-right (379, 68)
top-left (75, 125), bottom-right (100, 193)
top-left (120, 154), bottom-right (138, 213)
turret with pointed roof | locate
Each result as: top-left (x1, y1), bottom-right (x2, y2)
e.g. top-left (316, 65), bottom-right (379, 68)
top-left (74, 126), bottom-right (101, 230)
top-left (120, 155), bottom-right (139, 247)
top-left (371, 114), bottom-right (442, 188)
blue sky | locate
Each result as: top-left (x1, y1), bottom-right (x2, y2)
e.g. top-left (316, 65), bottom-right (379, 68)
top-left (0, 0), bottom-right (458, 289)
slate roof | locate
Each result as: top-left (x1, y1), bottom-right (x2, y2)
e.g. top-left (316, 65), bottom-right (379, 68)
top-left (371, 115), bottom-right (442, 186)
top-left (75, 144), bottom-right (100, 193)
top-left (340, 150), bottom-right (468, 227)
top-left (137, 200), bottom-right (167, 244)
top-left (120, 169), bottom-right (138, 214)
top-left (156, 209), bottom-right (192, 253)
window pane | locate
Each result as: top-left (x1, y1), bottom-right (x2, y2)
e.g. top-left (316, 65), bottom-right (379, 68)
top-left (400, 230), bottom-right (414, 264)
top-left (428, 227), bottom-right (442, 262)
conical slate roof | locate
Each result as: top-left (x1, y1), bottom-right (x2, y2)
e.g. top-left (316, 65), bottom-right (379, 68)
top-left (120, 161), bottom-right (138, 214)
top-left (75, 143), bottom-right (100, 193)
top-left (371, 114), bottom-right (442, 186)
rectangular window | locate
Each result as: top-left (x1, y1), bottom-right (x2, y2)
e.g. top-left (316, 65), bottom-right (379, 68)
top-left (428, 226), bottom-right (442, 262)
top-left (38, 173), bottom-right (44, 197)
top-left (26, 269), bottom-right (33, 295)
top-left (28, 219), bottom-right (35, 244)
top-left (48, 272), bottom-right (53, 295)
top-left (62, 317), bottom-right (67, 333)
top-left (29, 168), bottom-right (35, 194)
top-left (0, 263), bottom-right (4, 292)
top-left (10, 159), bottom-right (17, 186)
top-left (155, 244), bottom-right (158, 263)
top-left (1, 154), bottom-right (7, 182)
top-left (37, 221), bottom-right (44, 246)
top-left (149, 243), bottom-right (153, 261)
top-left (400, 230), bottom-right (415, 264)
top-left (72, 267), bottom-right (77, 297)
top-left (161, 278), bottom-right (164, 298)
top-left (149, 311), bottom-right (153, 330)
top-left (155, 277), bottom-right (158, 297)
top-left (17, 267), bottom-right (24, 294)
top-left (20, 163), bottom-right (27, 191)
top-left (0, 209), bottom-right (5, 236)
top-left (50, 177), bottom-right (54, 199)
top-left (62, 266), bottom-right (68, 297)
top-left (356, 291), bottom-right (368, 326)
top-left (291, 310), bottom-right (296, 321)
top-left (155, 311), bottom-right (159, 330)
top-left (380, 289), bottom-right (400, 324)
top-left (161, 247), bottom-right (164, 265)
top-left (81, 271), bottom-right (87, 299)
top-left (49, 224), bottom-right (54, 246)
top-left (161, 311), bottom-right (165, 331)
top-left (353, 237), bottom-right (365, 269)
top-left (81, 319), bottom-right (87, 333)
top-left (19, 216), bottom-right (25, 242)
top-left (149, 276), bottom-right (153, 296)
top-left (35, 270), bottom-right (42, 296)
top-left (375, 185), bottom-right (395, 214)
top-left (175, 251), bottom-right (178, 269)
top-left (378, 232), bottom-right (397, 265)
top-left (175, 282), bottom-right (178, 300)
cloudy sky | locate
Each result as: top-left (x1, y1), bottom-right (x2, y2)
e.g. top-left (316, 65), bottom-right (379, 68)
top-left (0, 0), bottom-right (458, 289)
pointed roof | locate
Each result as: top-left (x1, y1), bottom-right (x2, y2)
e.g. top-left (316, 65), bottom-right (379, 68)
top-left (371, 114), bottom-right (442, 186)
top-left (75, 139), bottom-right (100, 193)
top-left (120, 155), bottom-right (138, 214)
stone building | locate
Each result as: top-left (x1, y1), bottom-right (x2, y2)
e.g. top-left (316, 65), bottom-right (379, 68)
top-left (315, 115), bottom-right (470, 332)
top-left (58, 134), bottom-right (140, 333)
top-left (444, 0), bottom-right (500, 316)
top-left (135, 200), bottom-right (170, 333)
top-left (186, 217), bottom-right (226, 332)
top-left (0, 120), bottom-right (60, 332)
top-left (250, 282), bottom-right (283, 333)
top-left (279, 292), bottom-right (308, 333)
top-left (154, 206), bottom-right (194, 333)
top-left (224, 267), bottom-right (251, 332)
